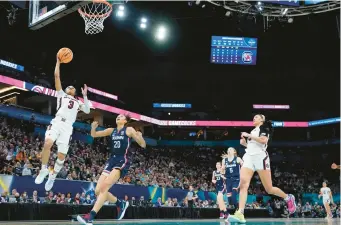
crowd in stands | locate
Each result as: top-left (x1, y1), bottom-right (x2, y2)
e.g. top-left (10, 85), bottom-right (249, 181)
top-left (0, 116), bottom-right (340, 217)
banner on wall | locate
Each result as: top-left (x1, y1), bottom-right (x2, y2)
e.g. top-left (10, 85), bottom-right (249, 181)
top-left (0, 175), bottom-right (295, 204)
top-left (0, 74), bottom-right (315, 128)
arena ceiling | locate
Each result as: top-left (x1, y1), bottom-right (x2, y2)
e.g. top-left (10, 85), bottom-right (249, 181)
top-left (0, 1), bottom-right (339, 119)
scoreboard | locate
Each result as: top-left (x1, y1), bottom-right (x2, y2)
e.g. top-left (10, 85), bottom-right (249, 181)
top-left (211, 36), bottom-right (258, 65)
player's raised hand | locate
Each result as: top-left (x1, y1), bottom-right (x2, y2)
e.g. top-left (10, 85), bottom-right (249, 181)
top-left (240, 138), bottom-right (247, 145)
top-left (81, 84), bottom-right (88, 96)
top-left (331, 163), bottom-right (338, 169)
top-left (91, 121), bottom-right (98, 129)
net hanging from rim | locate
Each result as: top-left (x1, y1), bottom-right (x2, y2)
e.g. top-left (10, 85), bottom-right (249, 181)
top-left (78, 0), bottom-right (113, 35)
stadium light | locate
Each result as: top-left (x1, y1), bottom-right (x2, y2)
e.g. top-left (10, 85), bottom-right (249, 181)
top-left (116, 5), bottom-right (125, 18)
top-left (140, 17), bottom-right (147, 29)
top-left (155, 25), bottom-right (167, 41)
top-left (140, 23), bottom-right (147, 29)
top-left (141, 17), bottom-right (147, 23)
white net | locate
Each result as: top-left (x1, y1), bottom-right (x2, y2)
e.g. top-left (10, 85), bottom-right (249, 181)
top-left (78, 1), bottom-right (112, 35)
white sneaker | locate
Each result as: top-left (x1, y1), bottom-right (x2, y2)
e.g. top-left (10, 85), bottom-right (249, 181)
top-left (45, 173), bottom-right (57, 191)
top-left (34, 168), bottom-right (49, 184)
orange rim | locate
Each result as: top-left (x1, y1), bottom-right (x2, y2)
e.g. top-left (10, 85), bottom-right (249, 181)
top-left (78, 0), bottom-right (113, 19)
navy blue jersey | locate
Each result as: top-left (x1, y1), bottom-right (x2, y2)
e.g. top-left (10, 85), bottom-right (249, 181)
top-left (214, 170), bottom-right (225, 189)
top-left (223, 156), bottom-right (240, 178)
top-left (110, 127), bottom-right (131, 156)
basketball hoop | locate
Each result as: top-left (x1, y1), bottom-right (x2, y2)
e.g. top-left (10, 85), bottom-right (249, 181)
top-left (78, 0), bottom-right (113, 35)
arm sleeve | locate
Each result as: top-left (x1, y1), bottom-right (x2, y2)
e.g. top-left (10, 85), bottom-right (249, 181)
top-left (79, 96), bottom-right (90, 114)
top-left (259, 126), bottom-right (270, 137)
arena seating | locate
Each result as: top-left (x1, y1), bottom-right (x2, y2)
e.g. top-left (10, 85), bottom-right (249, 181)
top-left (0, 115), bottom-right (339, 218)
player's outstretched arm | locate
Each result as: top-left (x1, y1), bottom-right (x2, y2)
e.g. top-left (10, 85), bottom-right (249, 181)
top-left (212, 171), bottom-right (216, 184)
top-left (90, 121), bottom-right (113, 138)
top-left (79, 84), bottom-right (90, 114)
top-left (126, 127), bottom-right (146, 148)
top-left (237, 157), bottom-right (244, 166)
top-left (54, 57), bottom-right (62, 91)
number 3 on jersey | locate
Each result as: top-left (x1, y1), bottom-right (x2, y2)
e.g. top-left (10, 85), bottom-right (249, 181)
top-left (114, 141), bottom-right (121, 148)
top-left (68, 100), bottom-right (74, 109)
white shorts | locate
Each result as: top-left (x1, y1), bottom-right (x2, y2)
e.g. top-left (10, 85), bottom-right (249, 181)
top-left (242, 151), bottom-right (270, 172)
top-left (45, 118), bottom-right (73, 155)
top-left (323, 198), bottom-right (330, 205)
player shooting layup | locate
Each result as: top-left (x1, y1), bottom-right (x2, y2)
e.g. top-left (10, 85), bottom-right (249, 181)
top-left (35, 55), bottom-right (91, 191)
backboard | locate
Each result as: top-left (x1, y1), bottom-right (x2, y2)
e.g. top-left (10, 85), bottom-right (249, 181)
top-left (28, 1), bottom-right (88, 30)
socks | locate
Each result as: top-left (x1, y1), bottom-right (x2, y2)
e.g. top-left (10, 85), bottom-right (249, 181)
top-left (284, 195), bottom-right (290, 201)
top-left (41, 164), bottom-right (47, 170)
top-left (116, 198), bottom-right (122, 206)
top-left (89, 210), bottom-right (97, 221)
top-left (239, 208), bottom-right (244, 214)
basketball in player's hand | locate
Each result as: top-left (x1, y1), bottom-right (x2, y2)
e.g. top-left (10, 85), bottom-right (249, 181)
top-left (57, 48), bottom-right (73, 63)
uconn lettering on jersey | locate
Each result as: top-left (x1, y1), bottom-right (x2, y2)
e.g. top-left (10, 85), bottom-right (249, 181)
top-left (225, 163), bottom-right (237, 168)
top-left (112, 135), bottom-right (124, 140)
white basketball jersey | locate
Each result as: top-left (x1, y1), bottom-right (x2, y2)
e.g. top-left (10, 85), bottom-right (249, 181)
top-left (246, 126), bottom-right (269, 155)
top-left (56, 90), bottom-right (83, 124)
top-left (321, 187), bottom-right (331, 200)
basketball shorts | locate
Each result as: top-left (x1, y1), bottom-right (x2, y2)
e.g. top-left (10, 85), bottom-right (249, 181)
top-left (242, 151), bottom-right (270, 172)
top-left (102, 155), bottom-right (130, 178)
top-left (323, 198), bottom-right (331, 205)
top-left (45, 117), bottom-right (73, 154)
top-left (226, 177), bottom-right (240, 195)
top-left (216, 184), bottom-right (226, 194)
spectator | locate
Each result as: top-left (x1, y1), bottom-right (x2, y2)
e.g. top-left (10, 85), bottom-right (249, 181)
top-left (32, 190), bottom-right (39, 203)
top-left (154, 197), bottom-right (162, 207)
top-left (84, 194), bottom-right (93, 205)
top-left (80, 192), bottom-right (86, 204)
top-left (164, 197), bottom-right (173, 207)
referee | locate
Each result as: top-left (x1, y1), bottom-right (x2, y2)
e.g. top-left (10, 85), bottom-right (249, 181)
top-left (186, 185), bottom-right (197, 208)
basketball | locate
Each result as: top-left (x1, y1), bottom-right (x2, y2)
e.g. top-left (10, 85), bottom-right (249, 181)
top-left (57, 48), bottom-right (73, 63)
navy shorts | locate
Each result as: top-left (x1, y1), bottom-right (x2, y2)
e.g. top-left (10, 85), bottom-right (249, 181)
top-left (216, 184), bottom-right (226, 194)
top-left (226, 177), bottom-right (240, 195)
top-left (102, 155), bottom-right (130, 178)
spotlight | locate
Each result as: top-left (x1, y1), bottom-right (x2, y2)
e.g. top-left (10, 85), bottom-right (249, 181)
top-left (140, 23), bottom-right (147, 29)
top-left (281, 8), bottom-right (288, 15)
top-left (116, 4), bottom-right (125, 18)
top-left (255, 2), bottom-right (263, 12)
top-left (141, 17), bottom-right (147, 23)
top-left (288, 17), bottom-right (294, 23)
top-left (155, 25), bottom-right (167, 41)
top-left (116, 10), bottom-right (124, 17)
